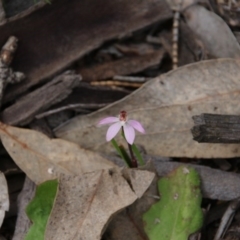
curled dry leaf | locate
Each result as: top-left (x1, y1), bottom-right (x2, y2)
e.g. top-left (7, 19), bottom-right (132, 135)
top-left (0, 122), bottom-right (115, 184)
top-left (45, 169), bottom-right (154, 240)
top-left (183, 5), bottom-right (240, 58)
top-left (55, 58), bottom-right (240, 158)
top-left (0, 172), bottom-right (9, 227)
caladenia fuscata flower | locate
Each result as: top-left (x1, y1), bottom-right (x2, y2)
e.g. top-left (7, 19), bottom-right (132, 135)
top-left (97, 110), bottom-right (145, 168)
top-left (97, 110), bottom-right (145, 145)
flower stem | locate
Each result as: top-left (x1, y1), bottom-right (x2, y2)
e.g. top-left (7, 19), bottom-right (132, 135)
top-left (127, 143), bottom-right (138, 168)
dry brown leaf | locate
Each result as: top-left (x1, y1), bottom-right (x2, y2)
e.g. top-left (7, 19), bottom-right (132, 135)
top-left (183, 5), bottom-right (240, 58)
top-left (45, 169), bottom-right (154, 240)
top-left (0, 123), bottom-right (115, 184)
top-left (55, 58), bottom-right (240, 158)
top-left (0, 172), bottom-right (9, 227)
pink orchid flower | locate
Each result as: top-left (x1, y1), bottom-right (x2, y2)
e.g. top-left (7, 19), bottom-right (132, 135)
top-left (98, 110), bottom-right (145, 145)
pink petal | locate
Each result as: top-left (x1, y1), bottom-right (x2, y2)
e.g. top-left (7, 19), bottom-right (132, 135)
top-left (127, 120), bottom-right (145, 133)
top-left (123, 123), bottom-right (135, 145)
top-left (98, 117), bottom-right (119, 126)
top-left (106, 122), bottom-right (122, 141)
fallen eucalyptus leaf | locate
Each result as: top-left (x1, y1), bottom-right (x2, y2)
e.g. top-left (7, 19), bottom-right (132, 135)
top-left (104, 162), bottom-right (158, 240)
top-left (25, 180), bottom-right (58, 240)
top-left (45, 169), bottom-right (154, 240)
top-left (0, 172), bottom-right (9, 227)
top-left (143, 166), bottom-right (203, 240)
top-left (0, 122), bottom-right (115, 184)
top-left (55, 58), bottom-right (240, 158)
top-left (183, 5), bottom-right (240, 58)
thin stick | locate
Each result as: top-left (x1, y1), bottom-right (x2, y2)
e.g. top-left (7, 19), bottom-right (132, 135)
top-left (172, 0), bottom-right (183, 69)
top-left (113, 75), bottom-right (148, 82)
top-left (91, 80), bottom-right (143, 88)
top-left (36, 103), bottom-right (108, 119)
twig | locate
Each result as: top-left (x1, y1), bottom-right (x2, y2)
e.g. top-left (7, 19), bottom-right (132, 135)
top-left (91, 80), bottom-right (143, 88)
top-left (172, 0), bottom-right (183, 69)
top-left (214, 197), bottom-right (240, 240)
top-left (36, 103), bottom-right (108, 119)
top-left (113, 75), bottom-right (148, 82)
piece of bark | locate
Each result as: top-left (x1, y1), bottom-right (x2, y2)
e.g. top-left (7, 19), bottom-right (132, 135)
top-left (79, 49), bottom-right (165, 82)
top-left (191, 113), bottom-right (240, 143)
top-left (1, 71), bottom-right (81, 126)
top-left (0, 36), bottom-right (25, 107)
top-left (0, 0), bottom-right (5, 24)
top-left (0, 0), bottom-right (172, 103)
top-left (12, 176), bottom-right (35, 240)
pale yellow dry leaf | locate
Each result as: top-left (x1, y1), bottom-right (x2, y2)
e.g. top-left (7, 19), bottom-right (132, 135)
top-left (55, 59), bottom-right (240, 158)
top-left (45, 169), bottom-right (155, 240)
top-left (184, 5), bottom-right (240, 58)
top-left (0, 123), bottom-right (115, 184)
top-left (0, 172), bottom-right (9, 227)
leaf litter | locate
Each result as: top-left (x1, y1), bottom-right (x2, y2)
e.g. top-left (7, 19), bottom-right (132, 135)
top-left (1, 0), bottom-right (240, 239)
top-left (0, 123), bottom-right (155, 240)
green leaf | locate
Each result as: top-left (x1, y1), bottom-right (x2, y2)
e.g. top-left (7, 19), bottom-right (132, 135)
top-left (111, 139), bottom-right (131, 167)
top-left (131, 143), bottom-right (144, 166)
top-left (24, 179), bottom-right (58, 240)
top-left (142, 166), bottom-right (203, 240)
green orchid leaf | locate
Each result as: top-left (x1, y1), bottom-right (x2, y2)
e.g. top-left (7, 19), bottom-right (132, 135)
top-left (143, 166), bottom-right (203, 240)
top-left (111, 139), bottom-right (131, 167)
top-left (24, 179), bottom-right (58, 240)
top-left (131, 143), bottom-right (144, 166)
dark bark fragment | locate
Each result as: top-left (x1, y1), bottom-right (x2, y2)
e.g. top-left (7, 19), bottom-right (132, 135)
top-left (1, 71), bottom-right (81, 126)
top-left (191, 113), bottom-right (240, 143)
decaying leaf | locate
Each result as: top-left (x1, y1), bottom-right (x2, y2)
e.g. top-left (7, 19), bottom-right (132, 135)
top-left (0, 123), bottom-right (155, 239)
top-left (0, 172), bottom-right (9, 227)
top-left (183, 5), bottom-right (240, 58)
top-left (55, 58), bottom-right (240, 158)
top-left (104, 162), bottom-right (159, 240)
top-left (0, 122), bottom-right (115, 184)
top-left (45, 169), bottom-right (154, 240)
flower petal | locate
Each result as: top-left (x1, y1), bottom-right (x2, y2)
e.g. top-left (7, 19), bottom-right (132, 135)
top-left (106, 122), bottom-right (122, 141)
top-left (123, 123), bottom-right (135, 145)
top-left (98, 117), bottom-right (119, 126)
top-left (128, 120), bottom-right (145, 133)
